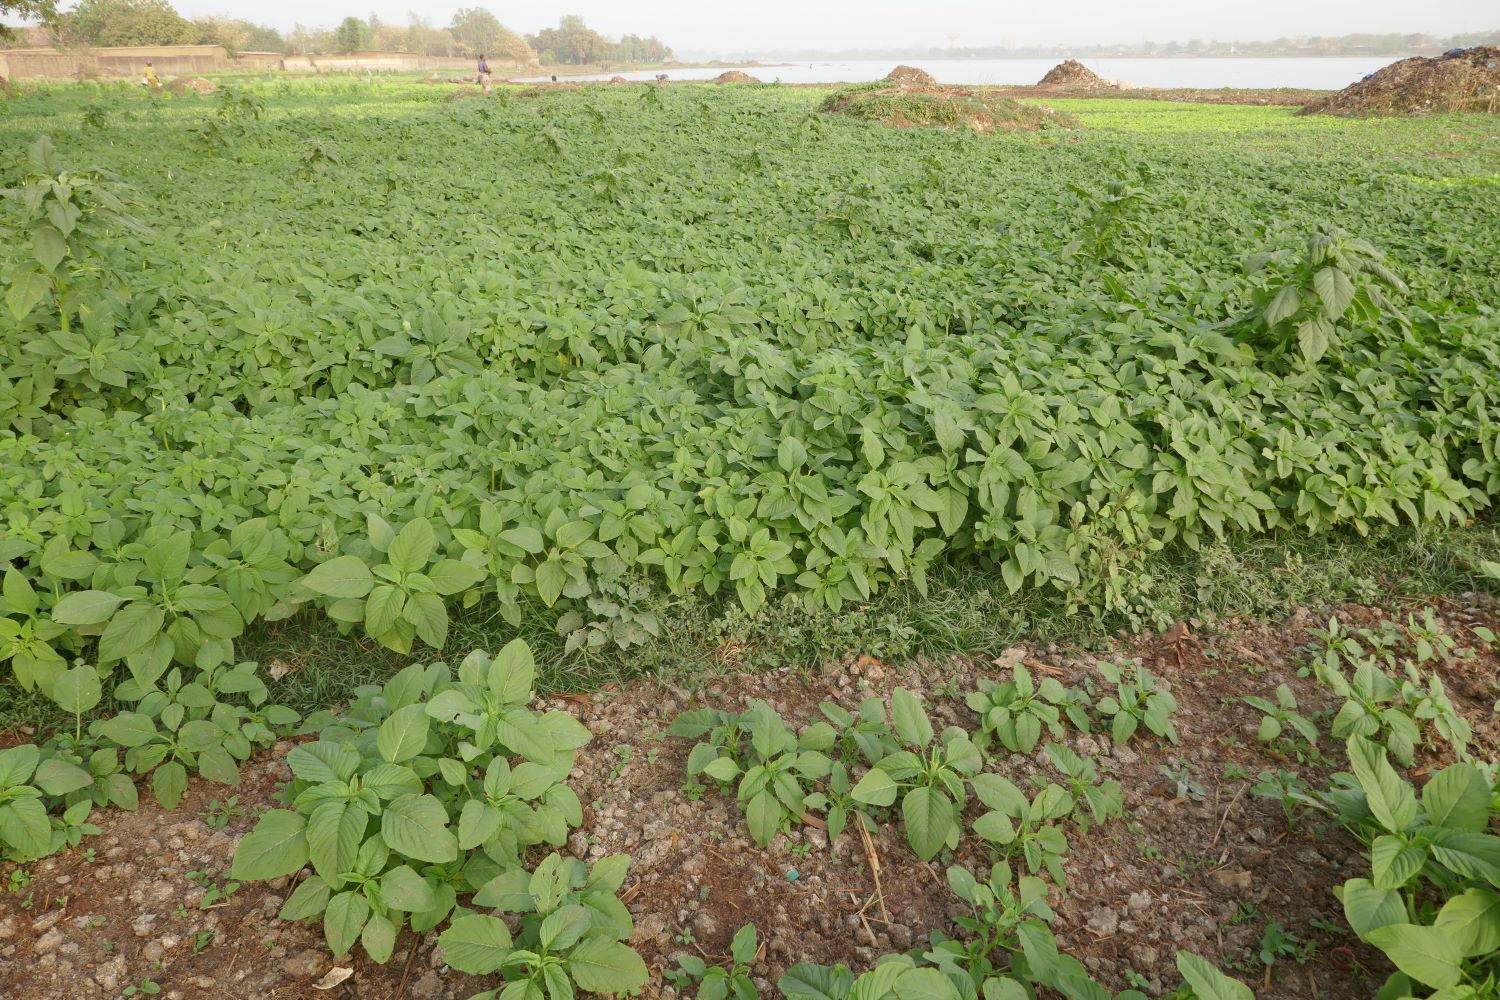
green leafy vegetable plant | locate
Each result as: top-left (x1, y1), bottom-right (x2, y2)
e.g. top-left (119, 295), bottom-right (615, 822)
top-left (850, 688), bottom-right (982, 861)
top-left (667, 923), bottom-right (761, 1000)
top-left (1095, 662), bottom-right (1179, 745)
top-left (964, 663), bottom-right (1084, 754)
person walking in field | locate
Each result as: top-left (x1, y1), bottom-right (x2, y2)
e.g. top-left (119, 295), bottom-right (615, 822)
top-left (476, 53), bottom-right (491, 94)
top-left (143, 62), bottom-right (159, 88)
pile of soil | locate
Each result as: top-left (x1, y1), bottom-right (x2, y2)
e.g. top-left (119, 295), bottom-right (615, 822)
top-left (884, 64), bottom-right (937, 88)
top-left (824, 82), bottom-right (1079, 132)
top-left (1301, 46), bottom-right (1500, 116)
top-left (164, 77), bottom-right (217, 95)
top-left (712, 70), bottom-right (762, 84)
top-left (1, 599), bottom-right (1495, 999)
top-left (1039, 59), bottom-right (1109, 90)
top-left (609, 75), bottom-right (629, 83)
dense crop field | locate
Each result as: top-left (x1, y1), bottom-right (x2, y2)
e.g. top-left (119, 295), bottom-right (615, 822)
top-left (2, 78), bottom-right (1499, 1000)
top-left (3, 81), bottom-right (1499, 681)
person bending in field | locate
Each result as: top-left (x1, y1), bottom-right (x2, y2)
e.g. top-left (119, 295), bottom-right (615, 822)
top-left (143, 62), bottom-right (159, 88)
top-left (476, 53), bottom-right (491, 94)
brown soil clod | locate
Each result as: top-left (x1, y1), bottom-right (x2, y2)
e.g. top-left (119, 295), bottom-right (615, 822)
top-left (164, 76), bottom-right (218, 95)
top-left (608, 75), bottom-right (629, 83)
top-left (1038, 59), bottom-right (1109, 90)
top-left (883, 64), bottom-right (938, 89)
top-left (711, 70), bottom-right (762, 84)
top-left (1301, 45), bottom-right (1500, 116)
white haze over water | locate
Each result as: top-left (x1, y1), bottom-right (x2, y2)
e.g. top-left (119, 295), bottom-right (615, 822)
top-left (167, 0), bottom-right (1497, 58)
top-left (520, 57), bottom-right (1395, 90)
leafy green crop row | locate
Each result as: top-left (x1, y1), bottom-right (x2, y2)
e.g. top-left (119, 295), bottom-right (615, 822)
top-left (3, 84), bottom-right (1500, 722)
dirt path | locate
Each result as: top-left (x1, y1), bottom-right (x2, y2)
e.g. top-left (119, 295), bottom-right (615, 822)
top-left (2, 600), bottom-right (1495, 999)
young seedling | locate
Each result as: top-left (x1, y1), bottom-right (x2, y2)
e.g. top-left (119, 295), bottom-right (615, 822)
top-left (1096, 662), bottom-right (1179, 745)
top-left (667, 924), bottom-right (761, 999)
top-left (850, 689), bottom-right (982, 861)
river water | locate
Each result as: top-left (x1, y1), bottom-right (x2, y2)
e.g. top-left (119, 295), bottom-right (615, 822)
top-left (519, 57), bottom-right (1400, 90)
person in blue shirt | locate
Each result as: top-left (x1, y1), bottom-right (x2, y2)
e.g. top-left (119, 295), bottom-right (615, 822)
top-left (476, 53), bottom-right (491, 94)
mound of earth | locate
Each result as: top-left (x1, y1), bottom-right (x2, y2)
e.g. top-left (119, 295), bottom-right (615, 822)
top-left (884, 64), bottom-right (937, 88)
top-left (1038, 59), bottom-right (1108, 90)
top-left (609, 75), bottom-right (628, 83)
top-left (712, 70), bottom-right (761, 84)
top-left (823, 83), bottom-right (1079, 132)
top-left (1301, 46), bottom-right (1500, 116)
top-left (164, 76), bottom-right (217, 95)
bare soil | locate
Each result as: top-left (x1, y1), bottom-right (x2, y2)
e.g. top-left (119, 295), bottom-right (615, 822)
top-left (1301, 46), bottom-right (1500, 116)
top-left (712, 71), bottom-right (762, 85)
top-left (163, 77), bottom-right (217, 96)
top-left (2, 599), bottom-right (1496, 999)
top-left (883, 65), bottom-right (938, 89)
top-left (1039, 60), bottom-right (1110, 90)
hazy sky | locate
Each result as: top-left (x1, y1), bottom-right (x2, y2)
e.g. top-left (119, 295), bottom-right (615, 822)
top-left (170, 0), bottom-right (1497, 55)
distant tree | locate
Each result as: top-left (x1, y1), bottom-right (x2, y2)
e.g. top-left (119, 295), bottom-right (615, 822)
top-left (613, 33), bottom-right (671, 63)
top-left (191, 15), bottom-right (248, 53)
top-left (242, 22), bottom-right (284, 52)
top-left (402, 21), bottom-right (422, 53)
top-left (1, 0), bottom-right (56, 41)
top-left (448, 7), bottom-right (531, 62)
top-left (333, 15), bottom-right (368, 53)
top-left (59, 0), bottom-right (197, 47)
top-left (528, 14), bottom-right (612, 65)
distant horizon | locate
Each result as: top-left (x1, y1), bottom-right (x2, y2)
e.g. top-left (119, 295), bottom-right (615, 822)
top-left (7, 0), bottom-right (1497, 58)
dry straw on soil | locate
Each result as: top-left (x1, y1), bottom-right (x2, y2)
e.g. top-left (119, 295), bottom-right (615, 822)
top-left (1301, 46), bottom-right (1500, 116)
top-left (164, 76), bottom-right (217, 95)
top-left (1038, 59), bottom-right (1109, 90)
top-left (884, 64), bottom-right (938, 88)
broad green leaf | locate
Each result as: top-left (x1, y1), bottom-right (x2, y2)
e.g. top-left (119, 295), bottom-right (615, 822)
top-left (1433, 889), bottom-right (1500, 957)
top-left (387, 517), bottom-right (435, 573)
top-left (369, 863), bottom-right (426, 912)
top-left (279, 875), bottom-right (332, 920)
top-left (303, 555), bottom-right (375, 599)
top-left (1364, 923), bottom-right (1463, 990)
top-left (1422, 763), bottom-right (1491, 832)
top-left (99, 602), bottom-right (165, 662)
top-left (566, 937), bottom-right (648, 993)
top-left (901, 785), bottom-right (955, 862)
top-left (1340, 877), bottom-right (1405, 937)
top-left (439, 914), bottom-right (514, 975)
top-left (429, 558), bottom-right (485, 596)
top-left (850, 767), bottom-right (898, 807)
top-left (380, 793), bottom-right (457, 863)
top-left (377, 703), bottom-right (431, 764)
top-left (324, 890), bottom-right (371, 957)
top-left (0, 744), bottom-right (40, 786)
top-left (361, 912), bottom-right (397, 963)
top-left (1371, 835), bottom-right (1427, 889)
top-left (1175, 951), bottom-right (1254, 1000)
top-left (306, 801), bottom-right (365, 885)
top-left (48, 664), bottom-right (101, 716)
top-left (230, 810), bottom-right (309, 880)
top-left (891, 688), bottom-right (932, 748)
top-left (33, 758), bottom-right (92, 796)
top-left (779, 964), bottom-right (855, 1000)
top-left (152, 761), bottom-right (187, 809)
top-left (0, 798), bottom-right (50, 858)
top-left (50, 590), bottom-right (126, 626)
top-left (1347, 736), bottom-right (1417, 834)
